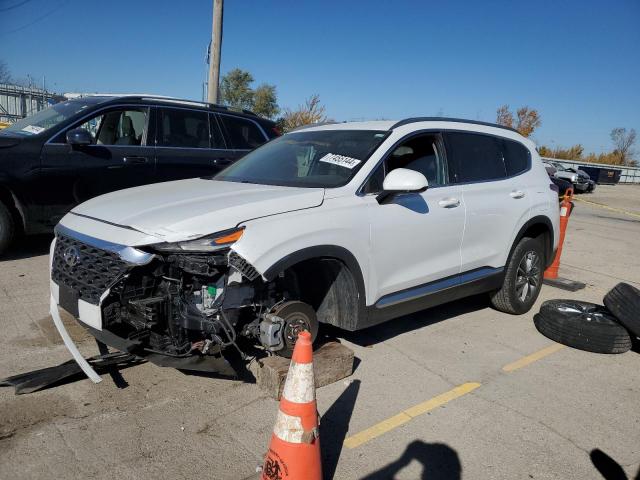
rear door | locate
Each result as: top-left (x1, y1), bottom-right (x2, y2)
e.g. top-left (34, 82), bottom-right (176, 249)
top-left (39, 106), bottom-right (154, 226)
top-left (217, 113), bottom-right (270, 164)
top-left (444, 131), bottom-right (531, 273)
top-left (154, 107), bottom-right (230, 181)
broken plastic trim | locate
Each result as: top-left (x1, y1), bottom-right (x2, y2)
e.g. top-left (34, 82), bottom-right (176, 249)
top-left (49, 295), bottom-right (102, 384)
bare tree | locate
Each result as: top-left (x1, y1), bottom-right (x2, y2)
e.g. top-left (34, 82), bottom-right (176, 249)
top-left (278, 95), bottom-right (328, 132)
top-left (496, 105), bottom-right (541, 137)
top-left (0, 60), bottom-right (11, 84)
top-left (496, 105), bottom-right (513, 128)
top-left (610, 128), bottom-right (637, 166)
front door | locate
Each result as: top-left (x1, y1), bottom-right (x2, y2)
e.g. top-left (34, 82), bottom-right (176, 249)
top-left (38, 106), bottom-right (155, 226)
top-left (364, 132), bottom-right (466, 303)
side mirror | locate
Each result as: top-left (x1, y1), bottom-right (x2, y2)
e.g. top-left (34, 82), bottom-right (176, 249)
top-left (66, 128), bottom-right (92, 147)
top-left (376, 168), bottom-right (428, 204)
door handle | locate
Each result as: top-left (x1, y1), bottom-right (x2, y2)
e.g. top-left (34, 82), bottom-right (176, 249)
top-left (123, 156), bottom-right (148, 165)
top-left (213, 158), bottom-right (234, 167)
top-left (510, 190), bottom-right (526, 199)
top-left (438, 197), bottom-right (460, 208)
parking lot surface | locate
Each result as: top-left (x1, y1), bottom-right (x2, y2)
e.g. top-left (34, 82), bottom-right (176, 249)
top-left (1, 185), bottom-right (639, 480)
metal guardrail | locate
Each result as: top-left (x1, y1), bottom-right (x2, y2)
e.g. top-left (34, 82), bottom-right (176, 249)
top-left (542, 157), bottom-right (640, 184)
top-left (0, 83), bottom-right (63, 123)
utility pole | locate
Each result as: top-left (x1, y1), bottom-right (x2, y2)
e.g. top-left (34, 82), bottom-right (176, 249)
top-left (207, 0), bottom-right (223, 104)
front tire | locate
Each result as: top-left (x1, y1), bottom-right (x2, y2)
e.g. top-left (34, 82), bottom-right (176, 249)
top-left (490, 237), bottom-right (544, 314)
top-left (0, 202), bottom-right (15, 256)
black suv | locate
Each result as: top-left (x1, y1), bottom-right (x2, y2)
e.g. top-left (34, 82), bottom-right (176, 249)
top-left (0, 95), bottom-right (278, 254)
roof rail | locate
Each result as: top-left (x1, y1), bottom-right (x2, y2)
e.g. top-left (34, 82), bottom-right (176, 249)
top-left (390, 117), bottom-right (519, 133)
top-left (289, 121), bottom-right (339, 132)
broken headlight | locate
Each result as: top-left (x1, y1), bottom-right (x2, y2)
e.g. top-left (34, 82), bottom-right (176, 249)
top-left (152, 227), bottom-right (244, 252)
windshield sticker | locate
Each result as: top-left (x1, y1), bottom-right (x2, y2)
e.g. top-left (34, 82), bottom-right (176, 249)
top-left (319, 153), bottom-right (361, 169)
top-left (21, 125), bottom-right (45, 134)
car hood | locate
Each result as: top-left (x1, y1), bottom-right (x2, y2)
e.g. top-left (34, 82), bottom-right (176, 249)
top-left (71, 178), bottom-right (325, 241)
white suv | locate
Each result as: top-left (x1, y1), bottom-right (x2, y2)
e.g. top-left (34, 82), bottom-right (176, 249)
top-left (49, 118), bottom-right (559, 374)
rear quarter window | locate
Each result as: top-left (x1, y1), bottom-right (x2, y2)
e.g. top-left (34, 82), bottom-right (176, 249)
top-left (502, 139), bottom-right (530, 176)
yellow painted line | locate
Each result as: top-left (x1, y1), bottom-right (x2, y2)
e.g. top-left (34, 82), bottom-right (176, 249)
top-left (502, 343), bottom-right (565, 372)
top-left (343, 382), bottom-right (481, 449)
top-left (573, 197), bottom-right (640, 219)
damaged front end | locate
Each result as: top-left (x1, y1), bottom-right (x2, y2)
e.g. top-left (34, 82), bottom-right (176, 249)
top-left (51, 225), bottom-right (315, 378)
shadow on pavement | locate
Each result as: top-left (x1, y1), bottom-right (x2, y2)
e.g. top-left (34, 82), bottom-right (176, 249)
top-left (330, 294), bottom-right (489, 348)
top-left (0, 234), bottom-right (53, 261)
top-left (591, 448), bottom-right (640, 480)
top-left (360, 440), bottom-right (461, 480)
top-left (321, 379), bottom-right (361, 480)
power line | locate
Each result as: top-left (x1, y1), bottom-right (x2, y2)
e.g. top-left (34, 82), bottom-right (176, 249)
top-left (1, 0), bottom-right (70, 35)
top-left (0, 0), bottom-right (34, 12)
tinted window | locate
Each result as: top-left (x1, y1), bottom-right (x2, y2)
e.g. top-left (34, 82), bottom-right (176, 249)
top-left (219, 114), bottom-right (266, 149)
top-left (503, 139), bottom-right (530, 176)
top-left (159, 108), bottom-right (210, 148)
top-left (446, 132), bottom-right (506, 183)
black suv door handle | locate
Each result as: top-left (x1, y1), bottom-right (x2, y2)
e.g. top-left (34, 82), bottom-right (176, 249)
top-left (213, 158), bottom-right (234, 167)
top-left (123, 156), bottom-right (148, 165)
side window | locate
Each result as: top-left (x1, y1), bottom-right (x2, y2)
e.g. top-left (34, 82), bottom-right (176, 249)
top-left (446, 132), bottom-right (506, 183)
top-left (218, 114), bottom-right (267, 149)
top-left (74, 109), bottom-right (147, 146)
top-left (362, 133), bottom-right (447, 194)
top-left (159, 108), bottom-right (210, 148)
top-left (502, 139), bottom-right (530, 176)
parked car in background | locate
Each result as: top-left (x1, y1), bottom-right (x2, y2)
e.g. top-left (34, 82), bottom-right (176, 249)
top-left (543, 160), bottom-right (595, 193)
top-left (49, 117), bottom-right (559, 374)
top-left (0, 95), bottom-right (279, 254)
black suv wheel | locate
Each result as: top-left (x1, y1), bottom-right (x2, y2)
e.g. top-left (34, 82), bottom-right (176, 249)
top-left (491, 237), bottom-right (544, 314)
top-left (0, 202), bottom-right (15, 256)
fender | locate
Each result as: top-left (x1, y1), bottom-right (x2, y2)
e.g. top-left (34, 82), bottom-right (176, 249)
top-left (262, 245), bottom-right (369, 331)
top-left (508, 215), bottom-right (555, 268)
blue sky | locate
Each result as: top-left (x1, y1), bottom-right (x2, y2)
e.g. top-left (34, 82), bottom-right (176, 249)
top-left (2, 0), bottom-right (639, 153)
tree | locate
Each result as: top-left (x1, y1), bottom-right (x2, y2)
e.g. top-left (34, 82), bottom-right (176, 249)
top-left (538, 144), bottom-right (584, 160)
top-left (496, 105), bottom-right (513, 129)
top-left (252, 84), bottom-right (279, 119)
top-left (278, 95), bottom-right (328, 133)
top-left (219, 68), bottom-right (255, 110)
top-left (496, 105), bottom-right (541, 137)
top-left (610, 127), bottom-right (636, 166)
top-left (0, 60), bottom-right (11, 84)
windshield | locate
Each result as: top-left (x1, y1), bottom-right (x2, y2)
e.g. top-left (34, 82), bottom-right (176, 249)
top-left (215, 129), bottom-right (389, 188)
top-left (1, 100), bottom-right (95, 136)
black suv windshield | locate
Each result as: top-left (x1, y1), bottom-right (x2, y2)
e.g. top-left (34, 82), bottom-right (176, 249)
top-left (215, 129), bottom-right (388, 188)
top-left (1, 99), bottom-right (98, 136)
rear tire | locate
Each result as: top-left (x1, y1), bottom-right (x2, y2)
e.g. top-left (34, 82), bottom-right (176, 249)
top-left (603, 283), bottom-right (640, 338)
top-left (534, 300), bottom-right (631, 354)
top-left (0, 202), bottom-right (15, 256)
top-left (491, 237), bottom-right (544, 314)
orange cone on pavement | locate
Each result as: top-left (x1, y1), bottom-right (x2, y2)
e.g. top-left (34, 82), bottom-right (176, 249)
top-left (544, 187), bottom-right (574, 280)
top-left (261, 331), bottom-right (322, 480)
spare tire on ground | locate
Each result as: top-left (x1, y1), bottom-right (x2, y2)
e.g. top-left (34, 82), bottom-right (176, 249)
top-left (603, 282), bottom-right (640, 339)
top-left (534, 300), bottom-right (632, 354)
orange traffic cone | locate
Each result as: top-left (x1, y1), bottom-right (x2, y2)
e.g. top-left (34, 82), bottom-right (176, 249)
top-left (543, 187), bottom-right (585, 291)
top-left (261, 331), bottom-right (322, 480)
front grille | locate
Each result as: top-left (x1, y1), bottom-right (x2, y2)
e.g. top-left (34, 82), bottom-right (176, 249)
top-left (52, 234), bottom-right (129, 305)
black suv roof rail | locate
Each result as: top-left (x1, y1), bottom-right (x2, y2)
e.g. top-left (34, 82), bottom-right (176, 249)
top-left (390, 117), bottom-right (519, 133)
top-left (138, 96), bottom-right (259, 117)
top-left (86, 94), bottom-right (260, 118)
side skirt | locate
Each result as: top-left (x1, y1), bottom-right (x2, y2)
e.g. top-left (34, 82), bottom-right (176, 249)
top-left (360, 267), bottom-right (504, 329)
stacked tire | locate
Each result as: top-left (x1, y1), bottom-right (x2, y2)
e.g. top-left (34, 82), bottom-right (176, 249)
top-left (534, 283), bottom-right (640, 354)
